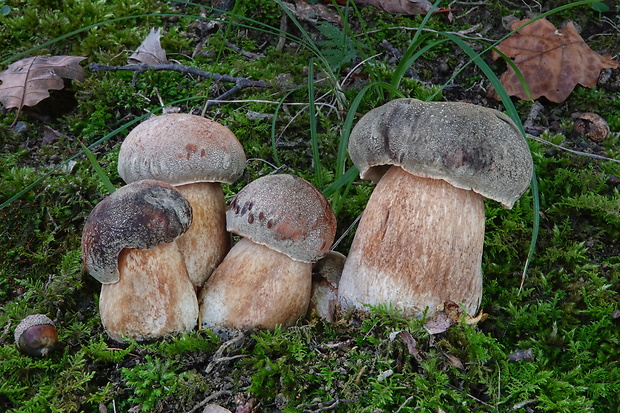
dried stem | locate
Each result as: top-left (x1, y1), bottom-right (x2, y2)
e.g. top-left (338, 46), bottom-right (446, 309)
top-left (88, 63), bottom-right (267, 105)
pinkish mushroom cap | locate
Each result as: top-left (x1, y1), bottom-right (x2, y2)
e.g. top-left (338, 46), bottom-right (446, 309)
top-left (117, 113), bottom-right (246, 186)
top-left (226, 174), bottom-right (337, 263)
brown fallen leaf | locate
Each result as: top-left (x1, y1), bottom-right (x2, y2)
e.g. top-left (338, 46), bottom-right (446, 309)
top-left (389, 330), bottom-right (422, 361)
top-left (490, 18), bottom-right (618, 103)
top-left (0, 55), bottom-right (86, 112)
top-left (423, 301), bottom-right (488, 335)
top-left (355, 0), bottom-right (432, 15)
top-left (129, 28), bottom-right (168, 65)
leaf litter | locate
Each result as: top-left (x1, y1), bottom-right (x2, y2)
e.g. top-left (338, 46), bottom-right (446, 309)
top-left (490, 18), bottom-right (618, 103)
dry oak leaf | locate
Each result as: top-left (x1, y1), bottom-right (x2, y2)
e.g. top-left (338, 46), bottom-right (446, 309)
top-left (0, 55), bottom-right (86, 110)
top-left (354, 0), bottom-right (432, 15)
top-left (128, 28), bottom-right (168, 65)
top-left (491, 18), bottom-right (618, 103)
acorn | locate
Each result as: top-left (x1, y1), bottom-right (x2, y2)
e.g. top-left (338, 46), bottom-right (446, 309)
top-left (14, 314), bottom-right (58, 357)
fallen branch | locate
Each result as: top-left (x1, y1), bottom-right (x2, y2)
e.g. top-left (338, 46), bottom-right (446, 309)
top-left (89, 62), bottom-right (267, 105)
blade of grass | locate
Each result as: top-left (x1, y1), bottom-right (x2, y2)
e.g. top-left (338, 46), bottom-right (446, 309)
top-left (0, 96), bottom-right (208, 210)
top-left (270, 88), bottom-right (302, 167)
top-left (323, 165), bottom-right (359, 198)
top-left (336, 81), bottom-right (405, 180)
top-left (390, 0), bottom-right (441, 92)
top-left (79, 140), bottom-right (116, 194)
top-left (308, 58), bottom-right (323, 188)
top-left (439, 32), bottom-right (540, 292)
top-left (489, 46), bottom-right (534, 101)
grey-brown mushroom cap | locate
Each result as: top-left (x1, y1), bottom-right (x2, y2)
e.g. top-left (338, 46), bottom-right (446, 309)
top-left (348, 98), bottom-right (534, 208)
top-left (226, 174), bottom-right (337, 263)
top-left (81, 179), bottom-right (193, 284)
top-left (118, 113), bottom-right (246, 186)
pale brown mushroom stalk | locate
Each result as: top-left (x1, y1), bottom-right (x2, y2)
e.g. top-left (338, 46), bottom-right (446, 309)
top-left (81, 179), bottom-right (198, 342)
top-left (118, 113), bottom-right (246, 290)
top-left (338, 98), bottom-right (533, 318)
top-left (198, 174), bottom-right (337, 335)
top-left (307, 250), bottom-right (346, 323)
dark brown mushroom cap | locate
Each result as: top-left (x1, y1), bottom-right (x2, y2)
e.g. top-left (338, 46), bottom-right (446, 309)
top-left (227, 174), bottom-right (337, 263)
top-left (118, 113), bottom-right (246, 186)
top-left (81, 180), bottom-right (193, 284)
top-left (348, 98), bottom-right (533, 208)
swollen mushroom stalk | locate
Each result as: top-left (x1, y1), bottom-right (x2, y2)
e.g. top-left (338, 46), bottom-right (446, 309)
top-left (338, 98), bottom-right (533, 318)
top-left (81, 179), bottom-right (198, 342)
top-left (198, 174), bottom-right (337, 336)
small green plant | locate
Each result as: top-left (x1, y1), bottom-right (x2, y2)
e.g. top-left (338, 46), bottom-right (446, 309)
top-left (121, 356), bottom-right (185, 412)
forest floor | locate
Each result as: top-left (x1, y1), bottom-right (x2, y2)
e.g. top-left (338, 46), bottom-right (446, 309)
top-left (1, 0), bottom-right (620, 412)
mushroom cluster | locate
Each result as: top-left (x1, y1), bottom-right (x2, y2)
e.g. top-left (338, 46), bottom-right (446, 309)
top-left (338, 98), bottom-right (533, 318)
top-left (81, 97), bottom-right (530, 341)
top-left (82, 114), bottom-right (340, 341)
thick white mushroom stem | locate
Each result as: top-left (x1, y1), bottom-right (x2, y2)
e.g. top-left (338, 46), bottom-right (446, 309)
top-left (99, 242), bottom-right (199, 342)
top-left (338, 166), bottom-right (485, 317)
top-left (175, 182), bottom-right (230, 290)
top-left (198, 238), bottom-right (312, 333)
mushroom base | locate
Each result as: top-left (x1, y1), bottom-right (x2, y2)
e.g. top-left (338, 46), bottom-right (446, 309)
top-left (175, 182), bottom-right (230, 290)
top-left (99, 242), bottom-right (199, 342)
top-left (338, 166), bottom-right (485, 317)
top-left (198, 238), bottom-right (312, 335)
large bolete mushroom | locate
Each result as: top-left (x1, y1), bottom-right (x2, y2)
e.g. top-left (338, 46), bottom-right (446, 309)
top-left (117, 113), bottom-right (246, 290)
top-left (338, 98), bottom-right (533, 317)
top-left (198, 174), bottom-right (337, 335)
top-left (81, 179), bottom-right (198, 342)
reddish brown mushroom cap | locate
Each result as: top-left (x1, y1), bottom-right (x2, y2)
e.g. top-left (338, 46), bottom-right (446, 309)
top-left (81, 180), bottom-right (192, 284)
top-left (226, 174), bottom-right (337, 263)
top-left (117, 113), bottom-right (246, 185)
top-left (348, 98), bottom-right (533, 208)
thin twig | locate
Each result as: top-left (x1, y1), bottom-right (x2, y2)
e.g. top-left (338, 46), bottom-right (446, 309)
top-left (89, 62), bottom-right (266, 93)
top-left (394, 396), bottom-right (414, 413)
top-left (297, 398), bottom-right (355, 412)
top-left (357, 25), bottom-right (495, 43)
top-left (185, 390), bottom-right (232, 413)
top-left (205, 333), bottom-right (246, 374)
top-left (527, 134), bottom-right (620, 164)
top-left (331, 213), bottom-right (362, 251)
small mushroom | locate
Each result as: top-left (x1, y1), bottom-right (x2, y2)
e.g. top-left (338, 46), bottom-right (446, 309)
top-left (307, 250), bottom-right (346, 323)
top-left (117, 113), bottom-right (246, 290)
top-left (338, 98), bottom-right (533, 317)
top-left (15, 314), bottom-right (58, 357)
top-left (198, 174), bottom-right (337, 335)
top-left (81, 179), bottom-right (198, 342)
top-left (572, 112), bottom-right (610, 142)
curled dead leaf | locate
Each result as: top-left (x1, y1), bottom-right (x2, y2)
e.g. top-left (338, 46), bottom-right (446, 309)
top-left (443, 352), bottom-right (464, 369)
top-left (389, 330), bottom-right (422, 361)
top-left (129, 28), bottom-right (168, 65)
top-left (490, 18), bottom-right (618, 103)
top-left (423, 301), bottom-right (487, 335)
top-left (0, 55), bottom-right (86, 110)
top-left (355, 0), bottom-right (432, 15)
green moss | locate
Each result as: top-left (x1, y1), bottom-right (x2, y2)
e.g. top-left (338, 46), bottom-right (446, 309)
top-left (2, 0), bottom-right (620, 411)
